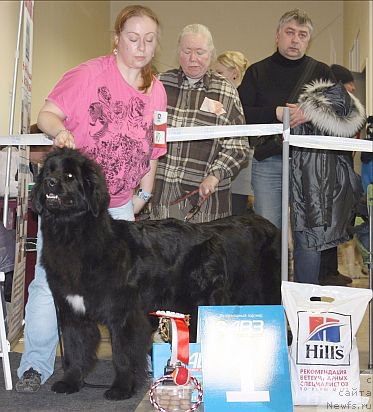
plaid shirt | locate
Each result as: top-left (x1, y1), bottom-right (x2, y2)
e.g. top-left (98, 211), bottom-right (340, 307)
top-left (151, 68), bottom-right (249, 222)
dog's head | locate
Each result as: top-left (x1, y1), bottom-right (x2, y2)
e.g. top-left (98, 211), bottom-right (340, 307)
top-left (32, 148), bottom-right (110, 218)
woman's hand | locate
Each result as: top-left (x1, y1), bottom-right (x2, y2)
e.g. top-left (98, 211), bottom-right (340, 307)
top-left (199, 175), bottom-right (219, 197)
top-left (276, 104), bottom-right (306, 128)
top-left (286, 103), bottom-right (306, 128)
top-left (132, 195), bottom-right (147, 215)
top-left (37, 102), bottom-right (75, 148)
top-left (54, 129), bottom-right (75, 149)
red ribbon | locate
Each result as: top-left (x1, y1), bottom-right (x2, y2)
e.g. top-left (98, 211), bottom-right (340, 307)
top-left (174, 318), bottom-right (190, 365)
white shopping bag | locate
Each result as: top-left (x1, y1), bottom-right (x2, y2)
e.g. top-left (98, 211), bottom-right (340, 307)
top-left (282, 281), bottom-right (372, 406)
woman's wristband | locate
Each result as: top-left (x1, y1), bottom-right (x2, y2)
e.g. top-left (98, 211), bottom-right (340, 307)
top-left (136, 188), bottom-right (153, 202)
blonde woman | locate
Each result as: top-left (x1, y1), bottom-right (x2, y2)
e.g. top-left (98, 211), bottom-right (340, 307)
top-left (215, 50), bottom-right (249, 88)
top-left (215, 51), bottom-right (254, 214)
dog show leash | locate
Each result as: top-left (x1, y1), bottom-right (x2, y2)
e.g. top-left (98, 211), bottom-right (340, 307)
top-left (170, 189), bottom-right (209, 222)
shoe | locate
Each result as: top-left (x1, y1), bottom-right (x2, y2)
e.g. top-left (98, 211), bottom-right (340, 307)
top-left (319, 272), bottom-right (352, 286)
top-left (336, 272), bottom-right (353, 284)
top-left (15, 368), bottom-right (42, 393)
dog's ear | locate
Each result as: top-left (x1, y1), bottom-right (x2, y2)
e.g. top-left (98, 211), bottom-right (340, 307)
top-left (30, 149), bottom-right (59, 215)
top-left (83, 160), bottom-right (110, 218)
top-left (30, 165), bottom-right (46, 215)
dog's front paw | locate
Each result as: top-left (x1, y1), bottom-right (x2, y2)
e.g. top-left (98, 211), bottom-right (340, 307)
top-left (104, 386), bottom-right (133, 401)
top-left (51, 380), bottom-right (81, 394)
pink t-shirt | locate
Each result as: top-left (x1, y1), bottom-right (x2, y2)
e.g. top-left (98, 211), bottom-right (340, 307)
top-left (47, 54), bottom-right (167, 208)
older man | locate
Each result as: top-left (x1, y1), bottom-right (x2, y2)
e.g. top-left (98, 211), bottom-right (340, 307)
top-left (150, 24), bottom-right (249, 222)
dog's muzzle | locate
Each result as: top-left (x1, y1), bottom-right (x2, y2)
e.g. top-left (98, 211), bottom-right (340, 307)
top-left (45, 192), bottom-right (62, 207)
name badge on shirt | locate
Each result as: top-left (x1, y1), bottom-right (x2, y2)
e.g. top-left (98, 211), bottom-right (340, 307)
top-left (153, 111), bottom-right (168, 148)
top-left (200, 97), bottom-right (226, 115)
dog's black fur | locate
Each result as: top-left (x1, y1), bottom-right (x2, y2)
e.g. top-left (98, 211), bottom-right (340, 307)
top-left (32, 148), bottom-right (281, 401)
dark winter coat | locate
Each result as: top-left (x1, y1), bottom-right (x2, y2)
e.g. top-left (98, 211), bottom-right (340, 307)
top-left (290, 80), bottom-right (366, 251)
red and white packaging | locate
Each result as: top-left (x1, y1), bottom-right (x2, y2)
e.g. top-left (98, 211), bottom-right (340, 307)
top-left (153, 111), bottom-right (167, 149)
top-left (282, 281), bottom-right (372, 406)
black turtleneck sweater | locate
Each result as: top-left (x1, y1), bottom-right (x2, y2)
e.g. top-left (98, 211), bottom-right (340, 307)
top-left (238, 51), bottom-right (335, 124)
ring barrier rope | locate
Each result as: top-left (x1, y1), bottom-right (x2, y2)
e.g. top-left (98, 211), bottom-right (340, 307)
top-left (0, 134), bottom-right (54, 146)
top-left (1, 128), bottom-right (372, 152)
top-left (166, 124), bottom-right (283, 141)
top-left (289, 133), bottom-right (373, 152)
top-left (0, 124), bottom-right (283, 146)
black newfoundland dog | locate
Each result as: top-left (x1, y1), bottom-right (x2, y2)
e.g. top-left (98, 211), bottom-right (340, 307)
top-left (32, 148), bottom-right (281, 401)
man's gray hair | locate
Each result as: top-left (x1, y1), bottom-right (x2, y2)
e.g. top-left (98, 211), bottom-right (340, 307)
top-left (177, 23), bottom-right (216, 61)
top-left (277, 9), bottom-right (314, 36)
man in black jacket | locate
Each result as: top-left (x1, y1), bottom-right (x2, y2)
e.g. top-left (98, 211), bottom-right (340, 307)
top-left (238, 8), bottom-right (332, 228)
top-left (238, 9), bottom-right (352, 285)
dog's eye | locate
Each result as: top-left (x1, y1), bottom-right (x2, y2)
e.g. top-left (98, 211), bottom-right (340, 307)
top-left (65, 173), bottom-right (74, 180)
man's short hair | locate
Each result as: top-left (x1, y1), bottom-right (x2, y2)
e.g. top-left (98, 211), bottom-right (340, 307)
top-left (277, 9), bottom-right (314, 36)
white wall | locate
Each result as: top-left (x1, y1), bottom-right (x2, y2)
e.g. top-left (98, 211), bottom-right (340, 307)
top-left (110, 1), bottom-right (344, 72)
top-left (0, 1), bottom-right (110, 135)
top-left (343, 0), bottom-right (372, 114)
top-left (32, 1), bottom-right (111, 124)
top-left (0, 1), bottom-right (22, 136)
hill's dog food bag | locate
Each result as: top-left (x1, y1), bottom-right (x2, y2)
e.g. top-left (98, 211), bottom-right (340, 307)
top-left (282, 281), bottom-right (372, 406)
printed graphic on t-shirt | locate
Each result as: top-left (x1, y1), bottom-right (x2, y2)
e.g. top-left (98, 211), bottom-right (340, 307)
top-left (84, 86), bottom-right (153, 195)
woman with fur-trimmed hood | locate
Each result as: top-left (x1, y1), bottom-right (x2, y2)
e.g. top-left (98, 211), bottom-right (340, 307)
top-left (291, 80), bottom-right (366, 284)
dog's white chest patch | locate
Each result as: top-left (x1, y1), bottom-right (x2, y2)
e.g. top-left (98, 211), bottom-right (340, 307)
top-left (66, 294), bottom-right (86, 315)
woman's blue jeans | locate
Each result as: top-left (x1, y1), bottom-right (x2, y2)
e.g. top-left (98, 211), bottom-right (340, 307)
top-left (17, 201), bottom-right (134, 383)
top-left (251, 155), bottom-right (282, 229)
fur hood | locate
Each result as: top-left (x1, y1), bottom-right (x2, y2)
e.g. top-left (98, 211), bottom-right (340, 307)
top-left (297, 79), bottom-right (366, 137)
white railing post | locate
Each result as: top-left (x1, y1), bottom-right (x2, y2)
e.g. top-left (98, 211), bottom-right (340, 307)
top-left (0, 272), bottom-right (12, 390)
top-left (3, 0), bottom-right (24, 228)
top-left (281, 108), bottom-right (290, 282)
